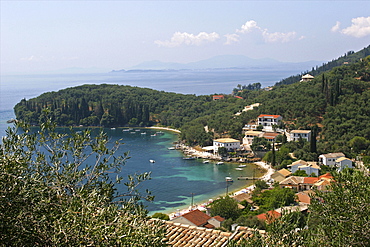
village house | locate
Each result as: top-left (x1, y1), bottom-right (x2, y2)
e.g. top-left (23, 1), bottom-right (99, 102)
top-left (243, 130), bottom-right (264, 145)
top-left (290, 130), bottom-right (311, 142)
top-left (271, 168), bottom-right (292, 183)
top-left (213, 138), bottom-right (240, 152)
top-left (288, 160), bottom-right (321, 176)
top-left (335, 157), bottom-right (353, 171)
top-left (313, 173), bottom-right (334, 191)
top-left (171, 209), bottom-right (225, 229)
top-left (257, 114), bottom-right (283, 128)
top-left (300, 74), bottom-right (314, 82)
top-left (262, 132), bottom-right (280, 142)
top-left (212, 95), bottom-right (224, 100)
top-left (279, 176), bottom-right (319, 192)
top-left (318, 152), bottom-right (345, 167)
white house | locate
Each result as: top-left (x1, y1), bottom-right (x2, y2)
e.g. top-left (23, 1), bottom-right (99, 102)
top-left (319, 152), bottom-right (345, 167)
top-left (335, 157), bottom-right (353, 171)
top-left (290, 130), bottom-right (311, 142)
top-left (288, 160), bottom-right (320, 176)
top-left (300, 74), bottom-right (314, 82)
top-left (257, 114), bottom-right (282, 128)
top-left (213, 138), bottom-right (240, 151)
top-left (243, 131), bottom-right (263, 145)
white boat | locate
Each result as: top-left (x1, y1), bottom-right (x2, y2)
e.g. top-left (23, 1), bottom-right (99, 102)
top-left (168, 147), bottom-right (175, 150)
top-left (203, 160), bottom-right (210, 164)
top-left (149, 160), bottom-right (155, 163)
top-left (141, 132), bottom-right (147, 135)
top-left (225, 177), bottom-right (233, 182)
top-left (111, 128), bottom-right (116, 130)
top-left (183, 157), bottom-right (195, 160)
top-left (216, 162), bottom-right (224, 165)
top-left (238, 164), bottom-right (247, 168)
top-left (235, 168), bottom-right (243, 171)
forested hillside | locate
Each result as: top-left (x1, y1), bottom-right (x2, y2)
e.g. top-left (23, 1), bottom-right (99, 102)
top-left (275, 45), bottom-right (370, 86)
top-left (14, 51), bottom-right (370, 156)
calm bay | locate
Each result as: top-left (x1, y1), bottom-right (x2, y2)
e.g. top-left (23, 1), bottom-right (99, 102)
top-left (0, 69), bottom-right (293, 214)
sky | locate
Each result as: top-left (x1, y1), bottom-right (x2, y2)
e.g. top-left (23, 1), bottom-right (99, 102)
top-left (1, 0), bottom-right (370, 74)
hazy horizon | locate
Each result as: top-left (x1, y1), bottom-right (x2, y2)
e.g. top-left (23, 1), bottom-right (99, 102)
top-left (1, 1), bottom-right (369, 74)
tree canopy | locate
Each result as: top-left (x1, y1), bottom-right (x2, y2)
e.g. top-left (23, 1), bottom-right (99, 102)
top-left (0, 117), bottom-right (166, 246)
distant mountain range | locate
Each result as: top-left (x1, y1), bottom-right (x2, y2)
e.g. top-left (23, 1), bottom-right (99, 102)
top-left (113, 55), bottom-right (323, 72)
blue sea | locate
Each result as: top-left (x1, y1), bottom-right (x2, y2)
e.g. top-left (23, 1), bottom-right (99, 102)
top-left (0, 69), bottom-right (296, 214)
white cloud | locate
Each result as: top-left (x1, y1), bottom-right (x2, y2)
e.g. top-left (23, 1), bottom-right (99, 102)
top-left (155, 31), bottom-right (220, 47)
top-left (235, 20), bottom-right (299, 43)
top-left (236, 20), bottom-right (259, 33)
top-left (340, 16), bottom-right (370, 38)
top-left (262, 30), bottom-right (297, 43)
top-left (224, 33), bottom-right (240, 45)
top-left (331, 21), bottom-right (341, 32)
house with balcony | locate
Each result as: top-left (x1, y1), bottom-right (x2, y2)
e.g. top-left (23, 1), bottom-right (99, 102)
top-left (290, 130), bottom-right (311, 142)
top-left (257, 114), bottom-right (282, 131)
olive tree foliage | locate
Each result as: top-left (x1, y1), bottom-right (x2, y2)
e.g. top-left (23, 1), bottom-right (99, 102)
top-left (0, 118), bottom-right (166, 246)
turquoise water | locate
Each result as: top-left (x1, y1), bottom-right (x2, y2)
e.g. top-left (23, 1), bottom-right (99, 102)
top-left (100, 128), bottom-right (264, 214)
top-left (0, 70), bottom-right (279, 214)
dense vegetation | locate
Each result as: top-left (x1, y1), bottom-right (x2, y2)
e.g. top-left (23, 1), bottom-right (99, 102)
top-left (14, 47), bottom-right (370, 157)
top-left (275, 45), bottom-right (370, 86)
top-left (0, 119), bottom-right (165, 246)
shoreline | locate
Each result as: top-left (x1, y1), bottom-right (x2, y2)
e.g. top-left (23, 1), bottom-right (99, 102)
top-left (145, 126), bottom-right (181, 134)
top-left (166, 161), bottom-right (275, 219)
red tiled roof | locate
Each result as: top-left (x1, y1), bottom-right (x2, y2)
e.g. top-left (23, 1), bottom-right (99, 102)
top-left (212, 215), bottom-right (225, 222)
top-left (256, 210), bottom-right (281, 222)
top-left (178, 209), bottom-right (211, 227)
top-left (258, 114), bottom-right (281, 118)
top-left (303, 177), bottom-right (319, 184)
top-left (151, 219), bottom-right (266, 247)
top-left (319, 173), bottom-right (333, 180)
top-left (234, 96), bottom-right (243, 99)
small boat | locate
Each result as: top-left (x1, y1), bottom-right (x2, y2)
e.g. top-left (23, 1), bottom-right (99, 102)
top-left (183, 157), bottom-right (195, 160)
top-left (168, 147), bottom-right (175, 150)
top-left (151, 134), bottom-right (157, 137)
top-left (235, 168), bottom-right (243, 171)
top-left (203, 160), bottom-right (210, 164)
top-left (7, 119), bottom-right (16, 123)
top-left (141, 132), bottom-right (147, 135)
top-left (135, 129), bottom-right (141, 132)
top-left (149, 160), bottom-right (155, 163)
top-left (156, 131), bottom-right (164, 135)
top-left (111, 128), bottom-right (116, 130)
top-left (225, 177), bottom-right (233, 182)
top-left (238, 165), bottom-right (247, 168)
top-left (216, 162), bottom-right (224, 165)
